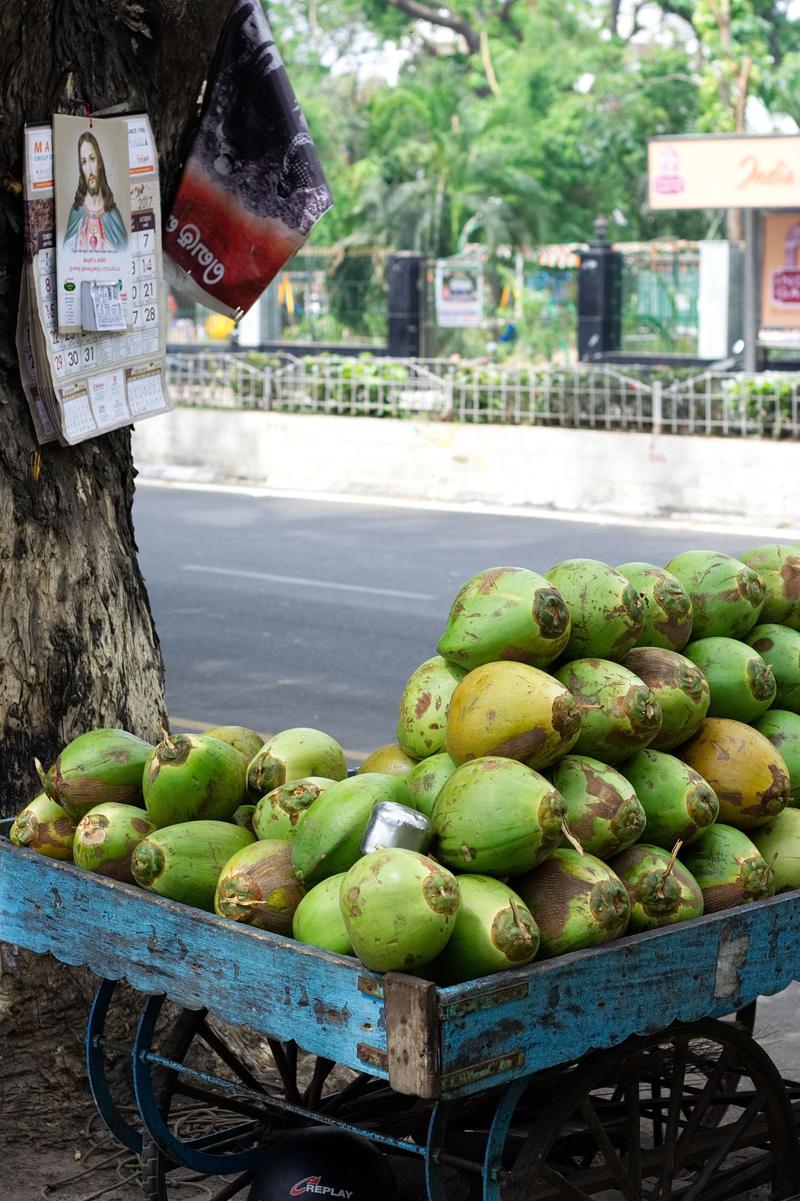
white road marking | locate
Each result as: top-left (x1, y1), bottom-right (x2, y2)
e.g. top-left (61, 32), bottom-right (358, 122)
top-left (181, 563), bottom-right (434, 601)
top-left (137, 477), bottom-right (800, 539)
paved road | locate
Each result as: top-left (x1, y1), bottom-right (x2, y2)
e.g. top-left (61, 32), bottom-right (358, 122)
top-left (133, 482), bottom-right (784, 760)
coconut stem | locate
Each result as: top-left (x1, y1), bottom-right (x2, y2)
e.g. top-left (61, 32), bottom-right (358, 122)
top-left (763, 851), bottom-right (778, 888)
top-left (159, 722), bottom-right (176, 752)
top-left (508, 895), bottom-right (534, 948)
top-left (561, 821), bottom-right (584, 856)
top-left (656, 839), bottom-right (683, 896)
top-left (664, 839), bottom-right (683, 880)
top-left (33, 757), bottom-right (48, 789)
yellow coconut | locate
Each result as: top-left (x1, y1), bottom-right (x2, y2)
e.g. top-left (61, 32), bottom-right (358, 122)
top-left (356, 742), bottom-right (419, 777)
top-left (445, 660), bottom-right (581, 771)
top-left (681, 717), bottom-right (791, 829)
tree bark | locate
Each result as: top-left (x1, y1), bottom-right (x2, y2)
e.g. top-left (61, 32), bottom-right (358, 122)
top-left (0, 0), bottom-right (229, 1136)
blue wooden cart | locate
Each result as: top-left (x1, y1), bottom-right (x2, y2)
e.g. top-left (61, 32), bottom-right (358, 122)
top-left (3, 819), bottom-right (800, 1201)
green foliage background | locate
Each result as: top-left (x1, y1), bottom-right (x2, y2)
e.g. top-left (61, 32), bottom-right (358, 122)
top-left (266, 0), bottom-right (798, 255)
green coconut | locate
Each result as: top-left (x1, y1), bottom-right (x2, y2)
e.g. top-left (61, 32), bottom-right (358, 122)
top-left (132, 821), bottom-right (255, 911)
top-left (9, 794), bottom-right (76, 860)
top-left (231, 804), bottom-right (256, 831)
top-left (746, 624), bottom-right (800, 712)
top-left (422, 876), bottom-right (539, 985)
top-left (437, 566), bottom-right (571, 670)
top-left (617, 562), bottom-right (694, 651)
top-left (554, 659), bottom-right (662, 765)
top-left (445, 661), bottom-right (581, 771)
top-left (143, 733), bottom-right (247, 827)
top-left (204, 725), bottom-right (265, 765)
top-left (396, 656), bottom-right (467, 759)
top-left (432, 756), bottom-right (566, 876)
top-left (681, 718), bottom-right (791, 828)
top-left (356, 743), bottom-right (419, 778)
top-left (291, 773), bottom-right (413, 887)
top-left (544, 558), bottom-right (645, 661)
top-left (292, 874), bottom-right (353, 955)
top-left (73, 803), bottom-right (155, 881)
top-left (620, 749), bottom-right (719, 848)
top-left (679, 824), bottom-right (775, 913)
top-left (247, 728), bottom-right (347, 798)
top-left (42, 728), bottom-right (153, 819)
top-left (663, 551), bottom-right (765, 639)
top-left (214, 839), bottom-right (305, 934)
top-left (549, 756), bottom-right (645, 859)
top-left (340, 849), bottom-right (460, 972)
top-left (609, 843), bottom-right (704, 931)
top-left (252, 777), bottom-right (336, 841)
top-left (739, 544), bottom-right (800, 630)
top-left (752, 710), bottom-right (800, 803)
top-left (622, 647), bottom-right (710, 750)
top-left (406, 752), bottom-right (458, 819)
top-left (514, 850), bottom-right (630, 959)
top-left (683, 637), bottom-right (776, 722)
top-left (751, 808), bottom-right (800, 891)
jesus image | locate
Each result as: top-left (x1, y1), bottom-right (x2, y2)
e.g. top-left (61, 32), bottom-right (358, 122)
top-left (63, 131), bottom-right (128, 253)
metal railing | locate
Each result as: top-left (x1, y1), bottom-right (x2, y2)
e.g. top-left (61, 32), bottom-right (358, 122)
top-left (166, 352), bottom-right (290, 408)
top-left (165, 353), bottom-right (800, 439)
top-left (267, 357), bottom-right (453, 418)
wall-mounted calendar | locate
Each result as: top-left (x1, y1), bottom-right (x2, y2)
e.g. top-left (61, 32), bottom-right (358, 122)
top-left (16, 113), bottom-right (170, 446)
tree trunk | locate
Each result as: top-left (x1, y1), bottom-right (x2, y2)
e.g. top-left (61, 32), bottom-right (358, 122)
top-left (0, 0), bottom-right (229, 1135)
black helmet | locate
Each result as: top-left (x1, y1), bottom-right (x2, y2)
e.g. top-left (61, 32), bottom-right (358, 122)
top-left (248, 1126), bottom-right (398, 1201)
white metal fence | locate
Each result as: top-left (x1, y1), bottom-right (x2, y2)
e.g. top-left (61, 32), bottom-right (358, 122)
top-left (165, 353), bottom-right (800, 439)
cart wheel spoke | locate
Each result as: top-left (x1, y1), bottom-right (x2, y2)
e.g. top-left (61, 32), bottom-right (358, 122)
top-left (197, 1018), bottom-right (268, 1094)
top-left (655, 1033), bottom-right (689, 1200)
top-left (268, 1037), bottom-right (303, 1104)
top-left (578, 1096), bottom-right (639, 1201)
top-left (678, 1094), bottom-right (762, 1201)
top-left (189, 1120), bottom-right (265, 1154)
top-left (624, 1055), bottom-right (642, 1191)
top-left (673, 1050), bottom-right (733, 1165)
top-left (172, 1081), bottom-right (277, 1124)
top-left (318, 1072), bottom-right (380, 1114)
top-left (539, 1162), bottom-right (595, 1200)
top-left (303, 1056), bottom-right (337, 1107)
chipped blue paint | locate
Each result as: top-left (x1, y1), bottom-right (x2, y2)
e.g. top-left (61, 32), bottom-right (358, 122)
top-left (436, 893), bottom-right (800, 1098)
top-left (3, 827), bottom-right (800, 1102)
top-left (0, 833), bottom-right (388, 1076)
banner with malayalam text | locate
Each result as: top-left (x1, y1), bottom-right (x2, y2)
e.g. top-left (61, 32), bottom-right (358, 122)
top-left (164, 0), bottom-right (332, 318)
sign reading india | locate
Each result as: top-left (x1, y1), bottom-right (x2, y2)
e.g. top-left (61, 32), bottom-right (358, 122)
top-left (648, 135), bottom-right (800, 210)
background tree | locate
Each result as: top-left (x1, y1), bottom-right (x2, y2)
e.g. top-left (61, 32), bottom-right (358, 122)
top-left (0, 0), bottom-right (230, 1130)
top-left (273, 0), bottom-right (798, 258)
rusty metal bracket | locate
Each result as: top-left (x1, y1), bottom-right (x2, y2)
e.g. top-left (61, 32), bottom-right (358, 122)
top-left (441, 1050), bottom-right (525, 1094)
top-left (439, 981), bottom-right (529, 1021)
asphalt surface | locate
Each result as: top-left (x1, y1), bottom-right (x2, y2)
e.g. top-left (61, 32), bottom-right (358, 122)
top-left (133, 482), bottom-right (787, 760)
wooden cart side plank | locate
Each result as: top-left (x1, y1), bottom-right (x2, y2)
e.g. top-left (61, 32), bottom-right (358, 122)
top-left (383, 973), bottom-right (441, 1099)
top-left (0, 841), bottom-right (389, 1074)
top-left (438, 895), bottom-right (800, 1098)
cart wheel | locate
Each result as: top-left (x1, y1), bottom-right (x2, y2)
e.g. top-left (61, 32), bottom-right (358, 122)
top-left (476, 1018), bottom-right (799, 1201)
top-left (137, 996), bottom-right (430, 1201)
top-left (85, 978), bottom-right (143, 1155)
